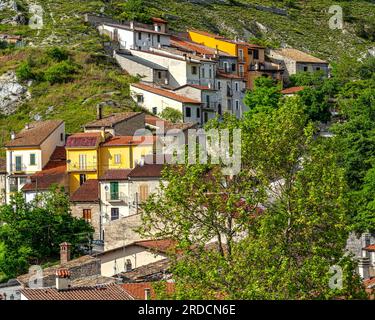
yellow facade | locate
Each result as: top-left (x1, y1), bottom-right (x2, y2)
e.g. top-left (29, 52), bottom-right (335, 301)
top-left (188, 30), bottom-right (237, 56)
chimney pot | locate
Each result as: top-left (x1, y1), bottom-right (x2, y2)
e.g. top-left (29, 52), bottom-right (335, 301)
top-left (97, 104), bottom-right (103, 120)
top-left (56, 268), bottom-right (71, 291)
top-left (10, 131), bottom-right (15, 140)
top-left (60, 242), bottom-right (71, 265)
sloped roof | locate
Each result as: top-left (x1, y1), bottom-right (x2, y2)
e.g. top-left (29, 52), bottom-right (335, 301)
top-left (117, 53), bottom-right (168, 70)
top-left (135, 239), bottom-right (176, 253)
top-left (174, 84), bottom-right (216, 91)
top-left (364, 244), bottom-right (375, 252)
top-left (281, 86), bottom-right (305, 94)
top-left (128, 162), bottom-right (164, 179)
top-left (122, 282), bottom-right (175, 300)
top-left (101, 135), bottom-right (156, 147)
top-left (70, 180), bottom-right (99, 202)
top-left (5, 120), bottom-right (64, 148)
top-left (131, 83), bottom-right (201, 104)
top-left (21, 284), bottom-right (134, 300)
top-left (84, 112), bottom-right (142, 128)
top-left (66, 132), bottom-right (102, 148)
top-left (119, 259), bottom-right (171, 282)
top-left (100, 169), bottom-right (133, 181)
top-left (272, 48), bottom-right (327, 63)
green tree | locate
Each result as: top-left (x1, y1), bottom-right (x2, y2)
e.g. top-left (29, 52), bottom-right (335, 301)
top-left (44, 60), bottom-right (77, 84)
top-left (159, 107), bottom-right (183, 123)
top-left (140, 100), bottom-right (365, 299)
top-left (243, 77), bottom-right (282, 116)
top-left (0, 188), bottom-right (93, 280)
top-left (46, 47), bottom-right (69, 62)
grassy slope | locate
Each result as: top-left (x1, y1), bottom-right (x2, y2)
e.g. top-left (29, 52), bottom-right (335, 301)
top-left (0, 0), bottom-right (374, 147)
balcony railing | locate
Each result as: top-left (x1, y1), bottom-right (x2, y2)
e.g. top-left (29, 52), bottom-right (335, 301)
top-left (67, 161), bottom-right (98, 172)
top-left (10, 163), bottom-right (28, 173)
top-left (203, 102), bottom-right (217, 110)
top-left (105, 192), bottom-right (128, 203)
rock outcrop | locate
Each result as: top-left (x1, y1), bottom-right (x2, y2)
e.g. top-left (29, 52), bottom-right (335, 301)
top-left (0, 71), bottom-right (30, 115)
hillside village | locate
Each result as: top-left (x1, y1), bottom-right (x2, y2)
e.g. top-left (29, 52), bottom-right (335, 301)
top-left (0, 2), bottom-right (375, 301)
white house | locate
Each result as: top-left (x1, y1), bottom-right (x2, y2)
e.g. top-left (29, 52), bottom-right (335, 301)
top-left (130, 82), bottom-right (202, 124)
top-left (4, 120), bottom-right (65, 203)
top-left (98, 17), bottom-right (171, 51)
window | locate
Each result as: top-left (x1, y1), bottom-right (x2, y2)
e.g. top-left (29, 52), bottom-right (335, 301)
top-left (197, 108), bottom-right (200, 118)
top-left (152, 107), bottom-right (157, 114)
top-left (148, 33), bottom-right (151, 40)
top-left (83, 209), bottom-right (92, 223)
top-left (231, 63), bottom-right (236, 72)
top-left (114, 154), bottom-right (121, 164)
top-left (79, 154), bottom-right (87, 170)
top-left (157, 71), bottom-right (162, 79)
top-left (218, 104), bottom-right (222, 115)
top-left (235, 82), bottom-right (239, 92)
top-left (235, 100), bottom-right (240, 111)
top-left (239, 49), bottom-right (244, 60)
top-left (157, 35), bottom-right (160, 43)
top-left (29, 153), bottom-right (36, 166)
top-left (209, 69), bottom-right (212, 78)
top-left (111, 208), bottom-right (119, 221)
top-left (137, 95), bottom-right (144, 103)
top-left (253, 49), bottom-right (259, 60)
top-left (191, 66), bottom-right (197, 75)
top-left (303, 66), bottom-right (308, 72)
top-left (239, 65), bottom-right (244, 76)
top-left (19, 177), bottom-right (27, 185)
top-left (60, 133), bottom-right (64, 142)
top-left (139, 184), bottom-right (149, 202)
top-left (79, 174), bottom-right (86, 186)
top-left (138, 32), bottom-right (142, 40)
top-left (201, 68), bottom-right (205, 78)
top-left (15, 156), bottom-right (22, 171)
top-left (316, 67), bottom-right (321, 71)
top-left (204, 112), bottom-right (208, 123)
top-left (217, 81), bottom-right (221, 90)
top-left (223, 62), bottom-right (229, 72)
top-left (110, 182), bottom-right (119, 200)
top-left (186, 107), bottom-right (191, 118)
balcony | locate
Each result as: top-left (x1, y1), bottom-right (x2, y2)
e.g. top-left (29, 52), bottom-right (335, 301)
top-left (67, 161), bottom-right (98, 172)
top-left (105, 192), bottom-right (128, 203)
top-left (10, 163), bottom-right (27, 174)
top-left (203, 102), bottom-right (217, 110)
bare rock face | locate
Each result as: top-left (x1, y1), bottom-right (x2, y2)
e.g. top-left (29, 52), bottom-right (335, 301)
top-left (0, 71), bottom-right (30, 115)
top-left (0, 0), bottom-right (26, 25)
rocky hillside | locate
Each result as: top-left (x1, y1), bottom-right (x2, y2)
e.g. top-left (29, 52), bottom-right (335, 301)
top-left (0, 0), bottom-right (374, 147)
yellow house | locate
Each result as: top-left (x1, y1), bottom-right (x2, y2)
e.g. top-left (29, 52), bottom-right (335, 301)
top-left (99, 135), bottom-right (156, 175)
top-left (66, 132), bottom-right (103, 194)
top-left (188, 29), bottom-right (283, 89)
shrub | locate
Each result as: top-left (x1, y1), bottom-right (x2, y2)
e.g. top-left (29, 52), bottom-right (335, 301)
top-left (16, 61), bottom-right (34, 81)
top-left (46, 47), bottom-right (69, 62)
top-left (44, 60), bottom-right (77, 84)
top-left (159, 107), bottom-right (183, 123)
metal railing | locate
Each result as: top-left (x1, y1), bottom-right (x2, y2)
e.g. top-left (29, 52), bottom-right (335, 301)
top-left (105, 192), bottom-right (128, 203)
top-left (67, 161), bottom-right (98, 172)
top-left (203, 102), bottom-right (217, 110)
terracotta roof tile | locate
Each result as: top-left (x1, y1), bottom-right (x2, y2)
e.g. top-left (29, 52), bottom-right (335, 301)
top-left (70, 180), bottom-right (99, 202)
top-left (364, 277), bottom-right (375, 288)
top-left (281, 86), bottom-right (305, 94)
top-left (21, 284), bottom-right (134, 300)
top-left (22, 168), bottom-right (67, 191)
top-left (273, 48), bottom-right (328, 63)
top-left (101, 135), bottom-right (156, 147)
top-left (174, 84), bottom-right (216, 91)
top-left (151, 17), bottom-right (168, 24)
top-left (128, 163), bottom-right (164, 179)
top-left (119, 259), bottom-right (171, 282)
top-left (135, 239), bottom-right (176, 253)
top-left (100, 169), bottom-right (133, 181)
top-left (131, 83), bottom-right (201, 104)
top-left (66, 132), bottom-right (102, 148)
top-left (122, 282), bottom-right (175, 300)
top-left (84, 112), bottom-right (142, 128)
top-left (5, 120), bottom-right (64, 148)
top-left (364, 244), bottom-right (375, 251)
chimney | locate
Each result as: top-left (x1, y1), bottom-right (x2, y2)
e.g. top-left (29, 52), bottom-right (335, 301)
top-left (154, 24), bottom-right (158, 32)
top-left (139, 155), bottom-right (145, 167)
top-left (130, 21), bottom-right (135, 30)
top-left (25, 123), bottom-right (30, 130)
top-left (183, 53), bottom-right (187, 61)
top-left (358, 257), bottom-right (370, 280)
top-left (164, 78), bottom-right (169, 85)
top-left (144, 288), bottom-right (151, 300)
top-left (56, 268), bottom-right (71, 291)
top-left (97, 104), bottom-right (103, 120)
top-left (10, 131), bottom-right (15, 140)
top-left (60, 242), bottom-right (71, 265)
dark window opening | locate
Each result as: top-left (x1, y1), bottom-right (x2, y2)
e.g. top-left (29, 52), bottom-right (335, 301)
top-left (111, 208), bottom-right (119, 221)
top-left (186, 107), bottom-right (191, 118)
top-left (79, 174), bottom-right (86, 186)
top-left (253, 49), bottom-right (259, 60)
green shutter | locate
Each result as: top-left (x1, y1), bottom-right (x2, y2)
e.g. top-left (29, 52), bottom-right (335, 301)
top-left (110, 182), bottom-right (119, 200)
top-left (30, 154), bottom-right (36, 165)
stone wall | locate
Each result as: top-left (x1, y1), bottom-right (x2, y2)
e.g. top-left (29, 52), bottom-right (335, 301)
top-left (113, 113), bottom-right (146, 136)
top-left (103, 213), bottom-right (145, 251)
top-left (71, 202), bottom-right (101, 240)
top-left (346, 232), bottom-right (375, 259)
